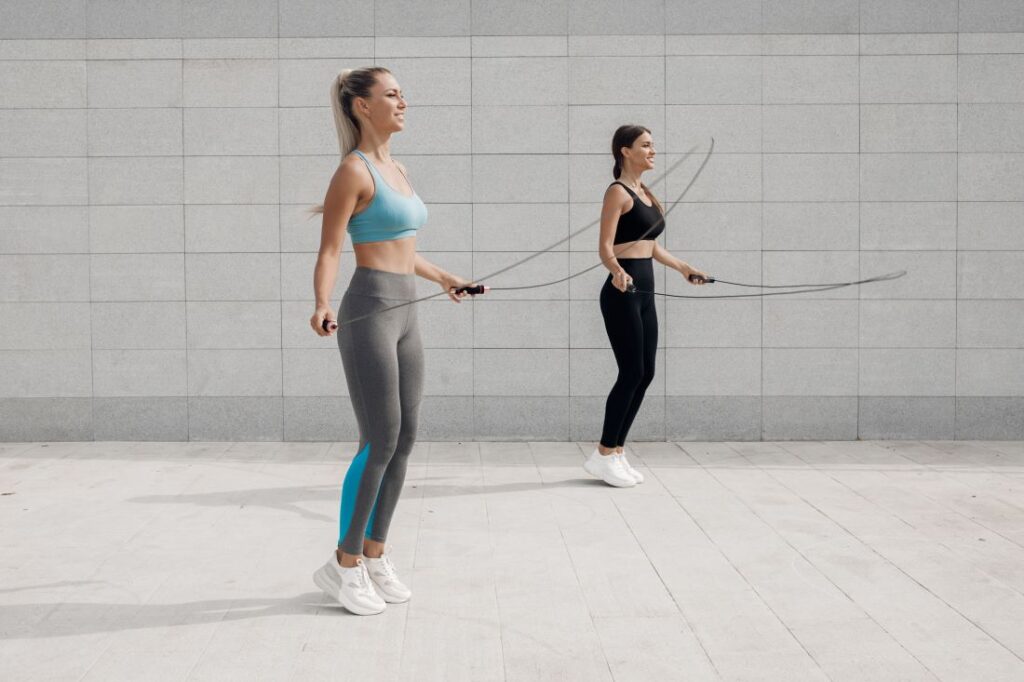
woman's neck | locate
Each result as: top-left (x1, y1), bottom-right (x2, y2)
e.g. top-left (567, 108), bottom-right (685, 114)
top-left (618, 169), bottom-right (644, 189)
top-left (357, 130), bottom-right (392, 162)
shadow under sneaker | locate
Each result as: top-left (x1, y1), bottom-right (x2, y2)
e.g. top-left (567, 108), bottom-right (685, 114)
top-left (583, 448), bottom-right (636, 488)
top-left (313, 555), bottom-right (386, 616)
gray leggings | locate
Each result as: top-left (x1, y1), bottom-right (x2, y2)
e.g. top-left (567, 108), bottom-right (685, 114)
top-left (336, 267), bottom-right (424, 556)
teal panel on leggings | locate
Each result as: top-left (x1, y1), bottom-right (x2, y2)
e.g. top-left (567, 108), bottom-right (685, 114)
top-left (338, 442), bottom-right (370, 546)
top-left (337, 442), bottom-right (385, 546)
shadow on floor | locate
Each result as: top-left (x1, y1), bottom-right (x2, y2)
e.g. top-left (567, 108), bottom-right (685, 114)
top-left (1, 591), bottom-right (361, 638)
top-left (127, 478), bottom-right (604, 522)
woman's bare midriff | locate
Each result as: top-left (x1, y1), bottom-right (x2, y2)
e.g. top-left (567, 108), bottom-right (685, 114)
top-left (353, 236), bottom-right (417, 274)
top-left (612, 240), bottom-right (656, 259)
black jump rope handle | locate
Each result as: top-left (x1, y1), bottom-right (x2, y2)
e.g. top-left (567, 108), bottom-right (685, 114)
top-left (627, 274), bottom-right (713, 293)
top-left (452, 284), bottom-right (489, 296)
top-left (321, 319), bottom-right (338, 332)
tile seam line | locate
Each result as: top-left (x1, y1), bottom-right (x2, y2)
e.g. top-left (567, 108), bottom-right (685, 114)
top-left (182, 34), bottom-right (189, 439)
top-left (763, 458), bottom-right (1024, 666)
top-left (649, 447), bottom-right (830, 676)
top-left (278, 9), bottom-right (284, 440)
top-left (85, 30), bottom-right (95, 441)
top-left (955, 4), bottom-right (961, 439)
top-left (719, 445), bottom-right (944, 678)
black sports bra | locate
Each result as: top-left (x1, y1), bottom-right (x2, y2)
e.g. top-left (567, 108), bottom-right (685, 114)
top-left (610, 182), bottom-right (664, 245)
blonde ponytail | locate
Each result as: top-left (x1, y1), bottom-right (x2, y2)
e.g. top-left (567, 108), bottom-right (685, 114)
top-left (330, 69), bottom-right (360, 160)
top-left (309, 66), bottom-right (391, 215)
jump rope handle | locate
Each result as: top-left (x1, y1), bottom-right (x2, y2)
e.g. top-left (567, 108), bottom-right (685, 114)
top-left (321, 318), bottom-right (338, 332)
top-left (452, 284), bottom-right (489, 296)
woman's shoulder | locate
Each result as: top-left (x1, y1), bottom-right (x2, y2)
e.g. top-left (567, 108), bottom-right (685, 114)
top-left (339, 152), bottom-right (375, 177)
top-left (328, 154), bottom-right (373, 192)
top-left (604, 181), bottom-right (633, 207)
top-left (341, 150), bottom-right (369, 168)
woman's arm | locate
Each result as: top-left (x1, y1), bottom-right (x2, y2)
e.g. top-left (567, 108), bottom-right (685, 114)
top-left (413, 253), bottom-right (450, 285)
top-left (414, 254), bottom-right (472, 303)
top-left (396, 160), bottom-right (472, 302)
top-left (651, 241), bottom-right (685, 273)
top-left (599, 184), bottom-right (630, 274)
top-left (599, 184), bottom-right (634, 292)
top-left (652, 242), bottom-right (707, 282)
top-left (311, 159), bottom-right (365, 334)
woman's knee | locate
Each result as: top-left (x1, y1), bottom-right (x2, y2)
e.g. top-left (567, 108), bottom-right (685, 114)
top-left (615, 363), bottom-right (646, 391)
top-left (395, 421), bottom-right (417, 455)
top-left (369, 426), bottom-right (400, 460)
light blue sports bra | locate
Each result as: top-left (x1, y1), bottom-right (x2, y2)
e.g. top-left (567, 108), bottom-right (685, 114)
top-left (347, 150), bottom-right (428, 245)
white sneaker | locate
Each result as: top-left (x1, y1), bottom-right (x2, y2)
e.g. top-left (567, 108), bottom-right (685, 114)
top-left (364, 549), bottom-right (412, 604)
top-left (583, 448), bottom-right (636, 488)
top-left (313, 554), bottom-right (386, 616)
top-left (617, 452), bottom-right (644, 484)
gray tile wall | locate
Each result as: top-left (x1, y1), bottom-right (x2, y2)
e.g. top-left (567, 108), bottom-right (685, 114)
top-left (1, 1), bottom-right (1022, 441)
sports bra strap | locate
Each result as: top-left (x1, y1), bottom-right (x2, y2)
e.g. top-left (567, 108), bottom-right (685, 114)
top-left (353, 149), bottom-right (415, 195)
top-left (610, 180), bottom-right (636, 196)
top-left (352, 150), bottom-right (379, 178)
top-left (393, 161), bottom-right (411, 185)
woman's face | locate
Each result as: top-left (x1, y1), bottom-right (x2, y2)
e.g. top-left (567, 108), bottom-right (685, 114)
top-left (622, 131), bottom-right (656, 172)
top-left (355, 72), bottom-right (407, 133)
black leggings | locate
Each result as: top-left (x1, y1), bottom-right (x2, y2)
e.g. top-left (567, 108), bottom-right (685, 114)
top-left (599, 258), bottom-right (657, 448)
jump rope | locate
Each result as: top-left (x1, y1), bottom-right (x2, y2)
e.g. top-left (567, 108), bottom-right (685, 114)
top-left (322, 137), bottom-right (906, 331)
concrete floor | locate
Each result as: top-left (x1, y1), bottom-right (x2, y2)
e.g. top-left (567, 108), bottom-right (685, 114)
top-left (1, 440), bottom-right (1023, 681)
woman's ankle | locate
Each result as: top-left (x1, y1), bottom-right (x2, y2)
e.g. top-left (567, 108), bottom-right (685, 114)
top-left (336, 549), bottom-right (360, 568)
top-left (363, 539), bottom-right (385, 559)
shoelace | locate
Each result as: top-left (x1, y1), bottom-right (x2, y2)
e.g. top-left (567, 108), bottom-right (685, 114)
top-left (374, 555), bottom-right (399, 583)
top-left (345, 561), bottom-right (373, 593)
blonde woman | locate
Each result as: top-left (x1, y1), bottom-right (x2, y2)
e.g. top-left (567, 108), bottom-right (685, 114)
top-left (309, 67), bottom-right (472, 615)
